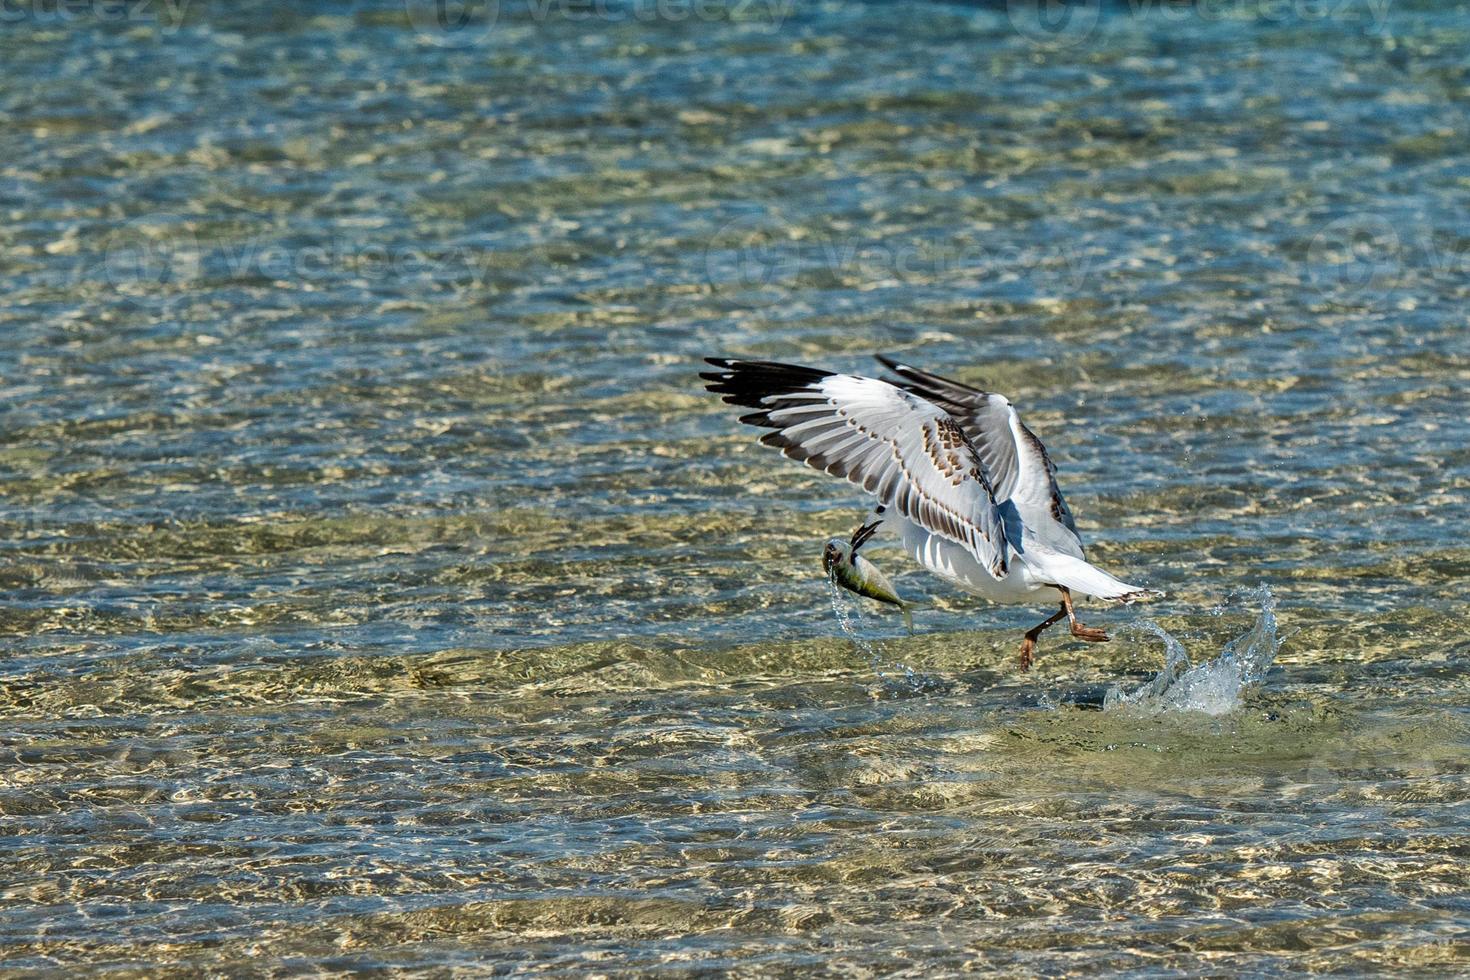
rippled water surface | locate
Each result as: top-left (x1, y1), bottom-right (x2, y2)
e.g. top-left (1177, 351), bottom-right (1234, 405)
top-left (2, 0), bottom-right (1468, 973)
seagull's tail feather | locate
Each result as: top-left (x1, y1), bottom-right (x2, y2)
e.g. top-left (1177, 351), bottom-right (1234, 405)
top-left (1021, 549), bottom-right (1164, 604)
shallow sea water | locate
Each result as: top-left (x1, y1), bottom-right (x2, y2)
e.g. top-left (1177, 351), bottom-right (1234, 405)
top-left (1, 0), bottom-right (1468, 974)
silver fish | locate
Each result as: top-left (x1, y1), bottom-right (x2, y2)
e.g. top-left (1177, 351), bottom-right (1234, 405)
top-left (823, 536), bottom-right (914, 633)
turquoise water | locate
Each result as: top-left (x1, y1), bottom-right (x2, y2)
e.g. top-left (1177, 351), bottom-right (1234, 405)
top-left (1, 1), bottom-right (1467, 973)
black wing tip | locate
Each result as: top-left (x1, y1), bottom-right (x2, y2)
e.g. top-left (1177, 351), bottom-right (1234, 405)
top-left (710, 354), bottom-right (900, 383)
top-left (875, 352), bottom-right (938, 386)
top-left (699, 356), bottom-right (836, 407)
top-left (700, 356), bottom-right (751, 401)
top-left (702, 355), bottom-right (826, 372)
top-left (875, 353), bottom-right (989, 396)
top-left (699, 355), bottom-right (742, 384)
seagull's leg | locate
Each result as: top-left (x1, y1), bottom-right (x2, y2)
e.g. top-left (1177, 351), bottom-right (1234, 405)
top-left (1019, 605), bottom-right (1067, 672)
top-left (1060, 587), bottom-right (1110, 643)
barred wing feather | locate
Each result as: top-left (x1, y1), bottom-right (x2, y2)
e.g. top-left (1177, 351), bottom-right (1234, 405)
top-left (701, 358), bottom-right (1010, 579)
top-left (875, 355), bottom-right (1085, 560)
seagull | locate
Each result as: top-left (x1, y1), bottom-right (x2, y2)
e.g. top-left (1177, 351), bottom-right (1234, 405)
top-left (700, 355), bottom-right (1162, 670)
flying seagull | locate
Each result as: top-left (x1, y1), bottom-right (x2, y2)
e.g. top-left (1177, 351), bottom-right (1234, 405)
top-left (700, 355), bottom-right (1162, 670)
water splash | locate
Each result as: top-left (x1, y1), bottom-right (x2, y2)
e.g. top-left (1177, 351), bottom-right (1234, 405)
top-left (825, 574), bottom-right (933, 694)
top-left (1104, 586), bottom-right (1283, 716)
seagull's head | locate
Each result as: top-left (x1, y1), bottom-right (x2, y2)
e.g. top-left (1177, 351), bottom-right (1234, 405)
top-left (822, 537), bottom-right (851, 575)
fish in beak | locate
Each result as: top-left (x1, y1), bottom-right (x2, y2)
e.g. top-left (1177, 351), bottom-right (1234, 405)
top-left (823, 535), bottom-right (914, 633)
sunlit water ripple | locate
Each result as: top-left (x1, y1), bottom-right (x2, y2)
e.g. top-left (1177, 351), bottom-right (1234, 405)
top-left (1, 0), bottom-right (1467, 974)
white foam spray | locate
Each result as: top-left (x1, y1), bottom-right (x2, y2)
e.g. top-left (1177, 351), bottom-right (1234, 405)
top-left (1104, 585), bottom-right (1283, 715)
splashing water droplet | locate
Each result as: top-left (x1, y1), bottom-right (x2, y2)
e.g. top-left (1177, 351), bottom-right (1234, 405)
top-left (1104, 586), bottom-right (1283, 716)
top-left (826, 572), bottom-right (926, 693)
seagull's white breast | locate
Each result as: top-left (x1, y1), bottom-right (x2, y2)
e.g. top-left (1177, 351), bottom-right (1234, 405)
top-left (893, 515), bottom-right (1045, 605)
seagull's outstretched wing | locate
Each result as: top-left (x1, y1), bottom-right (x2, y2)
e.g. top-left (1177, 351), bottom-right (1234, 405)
top-left (875, 355), bottom-right (1085, 560)
top-left (701, 358), bottom-right (1010, 580)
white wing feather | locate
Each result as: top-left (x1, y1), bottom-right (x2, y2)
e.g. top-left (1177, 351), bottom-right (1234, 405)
top-left (702, 361), bottom-right (1010, 580)
top-left (875, 356), bottom-right (1085, 560)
